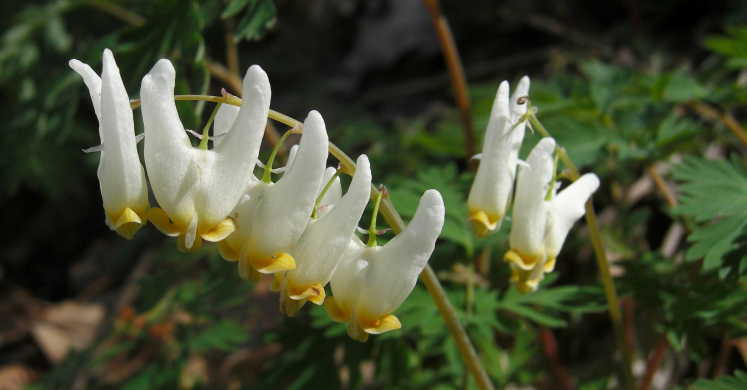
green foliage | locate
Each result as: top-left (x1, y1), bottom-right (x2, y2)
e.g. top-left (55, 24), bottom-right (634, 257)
top-left (189, 320), bottom-right (249, 352)
top-left (671, 156), bottom-right (747, 273)
top-left (222, 0), bottom-right (277, 42)
top-left (675, 370), bottom-right (747, 390)
top-left (705, 25), bottom-right (747, 69)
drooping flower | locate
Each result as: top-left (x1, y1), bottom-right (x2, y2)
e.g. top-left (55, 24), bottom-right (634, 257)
top-left (70, 49), bottom-right (149, 239)
top-left (217, 111), bottom-right (329, 282)
top-left (544, 173), bottom-right (600, 273)
top-left (324, 189), bottom-right (445, 341)
top-left (274, 155), bottom-right (373, 316)
top-left (139, 60), bottom-right (270, 252)
top-left (504, 137), bottom-right (599, 293)
top-left (467, 76), bottom-right (530, 237)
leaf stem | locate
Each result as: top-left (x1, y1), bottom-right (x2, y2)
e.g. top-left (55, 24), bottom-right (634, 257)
top-left (422, 0), bottom-right (476, 164)
top-left (313, 169), bottom-right (342, 219)
top-left (367, 189), bottom-right (384, 247)
top-left (198, 101), bottom-right (222, 150)
top-left (261, 129), bottom-right (293, 183)
top-left (528, 112), bottom-right (635, 390)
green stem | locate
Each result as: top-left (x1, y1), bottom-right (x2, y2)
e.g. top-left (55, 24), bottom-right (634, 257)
top-left (198, 101), bottom-right (223, 150)
top-left (131, 94), bottom-right (494, 390)
top-left (528, 112), bottom-right (635, 390)
top-left (313, 169), bottom-right (342, 219)
top-left (261, 130), bottom-right (293, 183)
top-left (367, 189), bottom-right (385, 247)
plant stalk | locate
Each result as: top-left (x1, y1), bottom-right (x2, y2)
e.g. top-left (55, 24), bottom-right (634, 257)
top-left (528, 113), bottom-right (635, 390)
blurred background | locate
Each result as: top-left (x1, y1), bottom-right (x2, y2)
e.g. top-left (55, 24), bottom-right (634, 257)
top-left (2, 0), bottom-right (747, 389)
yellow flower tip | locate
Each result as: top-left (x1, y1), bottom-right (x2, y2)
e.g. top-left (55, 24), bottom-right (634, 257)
top-left (544, 256), bottom-right (556, 272)
top-left (201, 217), bottom-right (238, 242)
top-left (280, 292), bottom-right (306, 317)
top-left (253, 253), bottom-right (296, 274)
top-left (288, 283), bottom-right (326, 305)
top-left (323, 297), bottom-right (349, 323)
top-left (363, 314), bottom-right (401, 335)
top-left (238, 257), bottom-right (264, 282)
top-left (515, 279), bottom-right (540, 294)
top-left (107, 208), bottom-right (146, 240)
top-left (467, 209), bottom-right (501, 238)
top-left (510, 265), bottom-right (542, 294)
top-left (145, 207), bottom-right (182, 237)
top-left (504, 249), bottom-right (543, 270)
top-left (347, 322), bottom-right (369, 342)
top-left (177, 234), bottom-right (202, 253)
top-left (269, 273), bottom-right (282, 293)
top-left (216, 240), bottom-right (239, 262)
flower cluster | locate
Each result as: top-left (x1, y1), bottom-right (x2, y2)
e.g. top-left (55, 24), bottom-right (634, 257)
top-left (468, 78), bottom-right (600, 293)
top-left (72, 49), bottom-right (445, 341)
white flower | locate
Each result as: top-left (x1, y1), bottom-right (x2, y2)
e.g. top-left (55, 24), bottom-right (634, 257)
top-left (504, 138), bottom-right (599, 293)
top-left (273, 155), bottom-right (373, 316)
top-left (545, 173), bottom-right (600, 272)
top-left (467, 77), bottom-right (530, 237)
top-left (217, 111), bottom-right (329, 281)
top-left (70, 49), bottom-right (149, 239)
top-left (139, 60), bottom-right (270, 252)
top-left (324, 189), bottom-right (445, 341)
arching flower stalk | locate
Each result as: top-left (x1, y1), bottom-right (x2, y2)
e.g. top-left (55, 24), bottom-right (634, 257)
top-left (70, 49), bottom-right (149, 239)
top-left (324, 190), bottom-right (445, 341)
top-left (467, 77), bottom-right (530, 237)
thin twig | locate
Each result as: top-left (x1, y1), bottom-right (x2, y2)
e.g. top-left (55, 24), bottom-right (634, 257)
top-left (647, 165), bottom-right (677, 208)
top-left (712, 337), bottom-right (732, 378)
top-left (422, 0), bottom-right (476, 162)
top-left (225, 18), bottom-right (240, 78)
top-left (87, 0), bottom-right (146, 26)
top-left (528, 113), bottom-right (635, 390)
top-left (689, 101), bottom-right (747, 149)
top-left (540, 327), bottom-right (574, 390)
top-left (204, 58), bottom-right (243, 96)
top-left (637, 336), bottom-right (668, 390)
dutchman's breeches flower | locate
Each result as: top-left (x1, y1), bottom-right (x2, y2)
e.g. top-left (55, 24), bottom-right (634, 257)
top-left (505, 138), bottom-right (600, 293)
top-left (505, 137), bottom-right (555, 294)
top-left (140, 60), bottom-right (271, 253)
top-left (273, 155), bottom-right (373, 317)
top-left (467, 76), bottom-right (530, 237)
top-left (70, 49), bottom-right (149, 239)
top-left (217, 111), bottom-right (329, 282)
top-left (324, 190), bottom-right (445, 342)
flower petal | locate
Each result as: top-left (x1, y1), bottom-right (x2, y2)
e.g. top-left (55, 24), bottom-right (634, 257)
top-left (359, 189), bottom-right (445, 319)
top-left (211, 103), bottom-right (240, 148)
top-left (236, 111), bottom-right (328, 263)
top-left (69, 59), bottom-right (102, 123)
top-left (545, 173), bottom-right (600, 259)
top-left (200, 66), bottom-right (270, 228)
top-left (141, 59), bottom-right (199, 228)
top-left (99, 49), bottom-right (149, 222)
top-left (145, 207), bottom-right (181, 237)
top-left (363, 314), bottom-right (401, 335)
top-left (509, 137), bottom-right (555, 258)
top-left (467, 115), bottom-right (513, 235)
top-left (508, 76), bottom-right (531, 180)
top-left (323, 296), bottom-right (350, 323)
top-left (201, 217), bottom-right (238, 242)
top-left (286, 155), bottom-right (372, 292)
